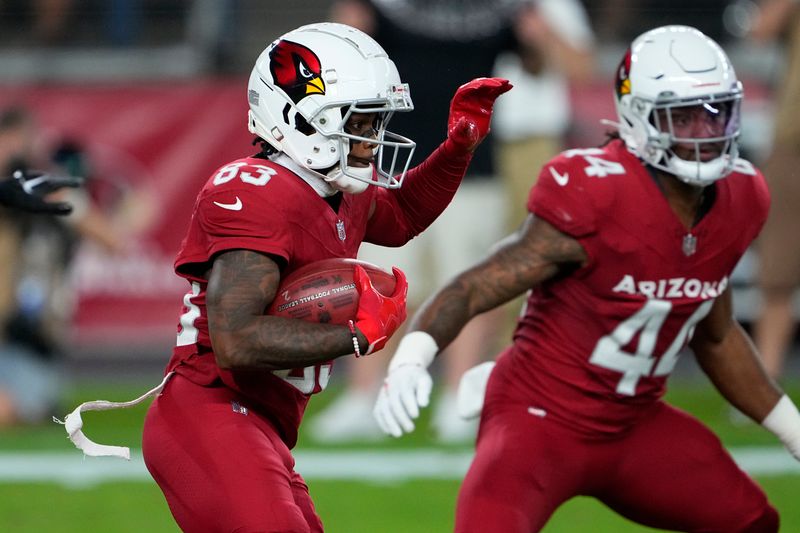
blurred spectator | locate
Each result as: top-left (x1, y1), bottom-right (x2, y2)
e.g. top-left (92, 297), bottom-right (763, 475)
top-left (310, 0), bottom-right (592, 444)
top-left (0, 169), bottom-right (81, 214)
top-left (32, 0), bottom-right (71, 45)
top-left (3, 0), bottom-right (183, 47)
top-left (749, 0), bottom-right (800, 381)
top-left (492, 0), bottom-right (594, 231)
top-left (0, 105), bottom-right (137, 426)
top-left (584, 0), bottom-right (732, 44)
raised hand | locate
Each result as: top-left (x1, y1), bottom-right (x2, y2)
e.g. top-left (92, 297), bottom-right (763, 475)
top-left (447, 77), bottom-right (513, 152)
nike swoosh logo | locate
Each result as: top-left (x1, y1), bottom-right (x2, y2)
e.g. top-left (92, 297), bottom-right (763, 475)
top-left (213, 197), bottom-right (243, 211)
top-left (549, 167), bottom-right (569, 186)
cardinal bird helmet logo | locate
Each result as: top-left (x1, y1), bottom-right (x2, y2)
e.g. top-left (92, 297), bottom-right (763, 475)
top-left (269, 39), bottom-right (326, 103)
top-left (615, 48), bottom-right (632, 99)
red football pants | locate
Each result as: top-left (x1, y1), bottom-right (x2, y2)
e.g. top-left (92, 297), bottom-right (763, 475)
top-left (456, 398), bottom-right (778, 533)
top-left (142, 374), bottom-right (323, 533)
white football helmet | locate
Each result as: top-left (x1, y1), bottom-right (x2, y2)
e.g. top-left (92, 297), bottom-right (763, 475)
top-left (247, 22), bottom-right (416, 191)
top-left (614, 25), bottom-right (743, 186)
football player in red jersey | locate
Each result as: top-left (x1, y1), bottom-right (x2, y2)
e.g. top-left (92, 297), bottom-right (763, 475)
top-left (131, 23), bottom-right (510, 533)
top-left (375, 26), bottom-right (798, 532)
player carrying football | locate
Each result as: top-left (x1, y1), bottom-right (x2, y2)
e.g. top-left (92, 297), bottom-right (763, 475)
top-left (129, 23), bottom-right (509, 532)
top-left (375, 25), bottom-right (799, 532)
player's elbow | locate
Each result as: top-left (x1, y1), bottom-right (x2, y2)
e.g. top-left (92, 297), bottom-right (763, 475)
top-left (211, 339), bottom-right (237, 369)
top-left (211, 334), bottom-right (284, 371)
top-left (210, 332), bottom-right (249, 369)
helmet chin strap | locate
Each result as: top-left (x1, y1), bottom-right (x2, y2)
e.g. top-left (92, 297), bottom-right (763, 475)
top-left (324, 164), bottom-right (373, 194)
top-left (666, 154), bottom-right (731, 187)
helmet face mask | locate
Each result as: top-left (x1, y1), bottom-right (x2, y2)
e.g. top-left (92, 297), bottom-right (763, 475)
top-left (313, 97), bottom-right (416, 188)
top-left (247, 23), bottom-right (416, 191)
top-left (614, 25), bottom-right (743, 186)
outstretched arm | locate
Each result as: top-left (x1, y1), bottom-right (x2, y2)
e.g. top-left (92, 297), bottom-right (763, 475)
top-left (412, 214), bottom-right (585, 350)
top-left (366, 78), bottom-right (512, 245)
top-left (691, 288), bottom-right (800, 459)
top-left (373, 214), bottom-right (587, 436)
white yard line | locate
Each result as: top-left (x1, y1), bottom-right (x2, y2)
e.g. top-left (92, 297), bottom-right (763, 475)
top-left (0, 447), bottom-right (797, 487)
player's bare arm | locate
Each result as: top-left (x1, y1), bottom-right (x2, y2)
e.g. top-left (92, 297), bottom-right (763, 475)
top-left (690, 287), bottom-right (783, 421)
top-left (411, 214), bottom-right (588, 350)
top-left (206, 249), bottom-right (357, 370)
top-left (372, 214), bottom-right (587, 437)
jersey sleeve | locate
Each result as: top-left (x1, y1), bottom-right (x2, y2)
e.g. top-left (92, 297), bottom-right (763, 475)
top-left (734, 159), bottom-right (771, 245)
top-left (197, 190), bottom-right (293, 262)
top-left (365, 139), bottom-right (471, 246)
top-left (528, 157), bottom-right (597, 238)
top-left (750, 167), bottom-right (771, 238)
top-left (175, 161), bottom-right (296, 277)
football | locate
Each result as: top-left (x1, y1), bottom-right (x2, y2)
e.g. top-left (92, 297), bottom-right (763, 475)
top-left (266, 258), bottom-right (397, 325)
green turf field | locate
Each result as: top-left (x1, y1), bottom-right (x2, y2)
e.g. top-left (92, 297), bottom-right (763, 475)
top-left (0, 378), bottom-right (798, 532)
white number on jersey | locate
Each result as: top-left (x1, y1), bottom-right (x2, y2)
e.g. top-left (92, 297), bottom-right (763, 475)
top-left (272, 364), bottom-right (332, 395)
top-left (176, 282), bottom-right (201, 346)
top-left (564, 147), bottom-right (626, 178)
top-left (213, 162), bottom-right (276, 186)
top-left (589, 299), bottom-right (714, 395)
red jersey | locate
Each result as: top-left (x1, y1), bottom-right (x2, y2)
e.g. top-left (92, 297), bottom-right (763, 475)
top-left (166, 157), bottom-right (377, 447)
top-left (502, 139), bottom-right (770, 437)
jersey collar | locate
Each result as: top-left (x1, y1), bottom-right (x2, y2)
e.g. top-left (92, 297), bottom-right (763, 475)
top-left (272, 153), bottom-right (337, 198)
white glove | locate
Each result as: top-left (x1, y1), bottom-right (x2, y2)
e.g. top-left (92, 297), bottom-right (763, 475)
top-left (456, 361), bottom-right (496, 420)
top-left (762, 395), bottom-right (800, 461)
top-left (373, 331), bottom-right (438, 437)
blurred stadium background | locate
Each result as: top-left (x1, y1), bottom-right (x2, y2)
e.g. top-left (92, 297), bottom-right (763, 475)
top-left (0, 1), bottom-right (798, 531)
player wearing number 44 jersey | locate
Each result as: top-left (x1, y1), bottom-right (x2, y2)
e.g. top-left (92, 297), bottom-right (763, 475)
top-left (375, 26), bottom-right (800, 532)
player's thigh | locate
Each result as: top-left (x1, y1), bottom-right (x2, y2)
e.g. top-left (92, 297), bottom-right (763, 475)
top-left (599, 402), bottom-right (777, 533)
top-left (142, 375), bottom-right (315, 533)
top-left (455, 404), bottom-right (580, 533)
top-left (291, 471), bottom-right (324, 533)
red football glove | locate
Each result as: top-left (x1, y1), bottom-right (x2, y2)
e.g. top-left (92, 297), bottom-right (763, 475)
top-left (447, 77), bottom-right (513, 153)
top-left (354, 265), bottom-right (408, 355)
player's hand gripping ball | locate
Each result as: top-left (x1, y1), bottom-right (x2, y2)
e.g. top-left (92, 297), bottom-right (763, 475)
top-left (266, 258), bottom-right (398, 325)
top-left (352, 264), bottom-right (408, 354)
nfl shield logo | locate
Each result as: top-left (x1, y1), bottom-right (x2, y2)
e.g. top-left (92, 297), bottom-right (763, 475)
top-left (682, 234), bottom-right (697, 256)
top-left (336, 219), bottom-right (346, 241)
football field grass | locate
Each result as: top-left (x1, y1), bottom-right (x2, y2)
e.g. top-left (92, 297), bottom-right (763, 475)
top-left (0, 377), bottom-right (798, 532)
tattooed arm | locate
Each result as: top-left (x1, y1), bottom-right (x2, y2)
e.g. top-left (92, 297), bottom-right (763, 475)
top-left (205, 250), bottom-right (363, 370)
top-left (372, 214), bottom-right (588, 437)
top-left (410, 214), bottom-right (587, 351)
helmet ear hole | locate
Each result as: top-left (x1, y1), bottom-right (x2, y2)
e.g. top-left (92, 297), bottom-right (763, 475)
top-left (295, 113), bottom-right (316, 136)
top-left (281, 103), bottom-right (291, 125)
